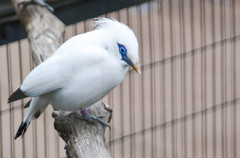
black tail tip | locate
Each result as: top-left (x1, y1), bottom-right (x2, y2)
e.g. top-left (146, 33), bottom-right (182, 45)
top-left (15, 122), bottom-right (27, 140)
top-left (8, 88), bottom-right (28, 103)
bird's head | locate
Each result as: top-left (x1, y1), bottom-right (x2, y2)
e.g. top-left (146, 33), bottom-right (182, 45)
top-left (94, 18), bottom-right (141, 74)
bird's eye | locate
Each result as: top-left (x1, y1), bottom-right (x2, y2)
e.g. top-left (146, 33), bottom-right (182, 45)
top-left (118, 43), bottom-right (127, 56)
top-left (120, 48), bottom-right (125, 53)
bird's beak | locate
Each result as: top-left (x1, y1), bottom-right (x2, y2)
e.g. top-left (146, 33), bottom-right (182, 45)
top-left (131, 64), bottom-right (141, 75)
top-left (121, 55), bottom-right (141, 74)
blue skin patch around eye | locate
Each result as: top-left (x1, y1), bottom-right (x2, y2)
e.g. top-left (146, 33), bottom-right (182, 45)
top-left (118, 43), bottom-right (127, 56)
top-left (117, 43), bottom-right (133, 66)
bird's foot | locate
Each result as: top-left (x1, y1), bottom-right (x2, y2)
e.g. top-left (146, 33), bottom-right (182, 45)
top-left (73, 109), bottom-right (110, 128)
top-left (18, 0), bottom-right (54, 12)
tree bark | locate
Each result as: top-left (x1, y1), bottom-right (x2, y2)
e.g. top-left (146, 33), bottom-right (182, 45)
top-left (11, 1), bottom-right (112, 157)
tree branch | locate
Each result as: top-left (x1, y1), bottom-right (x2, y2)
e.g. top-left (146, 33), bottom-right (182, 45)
top-left (12, 0), bottom-right (64, 64)
top-left (11, 1), bottom-right (112, 157)
top-left (53, 102), bottom-right (112, 158)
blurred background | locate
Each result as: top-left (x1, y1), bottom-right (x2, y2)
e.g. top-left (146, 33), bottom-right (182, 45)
top-left (0, 0), bottom-right (240, 157)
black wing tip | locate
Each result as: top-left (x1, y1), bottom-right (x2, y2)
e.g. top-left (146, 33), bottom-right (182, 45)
top-left (14, 122), bottom-right (27, 140)
top-left (8, 88), bottom-right (28, 103)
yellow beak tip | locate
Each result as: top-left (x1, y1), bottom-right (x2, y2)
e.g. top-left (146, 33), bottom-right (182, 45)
top-left (137, 70), bottom-right (141, 75)
top-left (132, 64), bottom-right (141, 75)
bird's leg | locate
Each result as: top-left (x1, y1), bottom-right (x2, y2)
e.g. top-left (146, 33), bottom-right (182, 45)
top-left (73, 109), bottom-right (110, 128)
top-left (18, 0), bottom-right (54, 12)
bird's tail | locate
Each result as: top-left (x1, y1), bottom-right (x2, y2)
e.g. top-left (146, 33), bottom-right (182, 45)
top-left (15, 95), bottom-right (50, 139)
top-left (15, 119), bottom-right (31, 139)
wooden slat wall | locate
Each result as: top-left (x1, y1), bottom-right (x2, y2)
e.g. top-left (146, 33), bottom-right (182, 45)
top-left (0, 0), bottom-right (240, 157)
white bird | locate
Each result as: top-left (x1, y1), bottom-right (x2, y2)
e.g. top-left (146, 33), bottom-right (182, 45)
top-left (8, 18), bottom-right (141, 139)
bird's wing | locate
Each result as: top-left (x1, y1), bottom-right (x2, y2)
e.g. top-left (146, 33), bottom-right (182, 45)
top-left (20, 56), bottom-right (67, 97)
top-left (21, 46), bottom-right (110, 97)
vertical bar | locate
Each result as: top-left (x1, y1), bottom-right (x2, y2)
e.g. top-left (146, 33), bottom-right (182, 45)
top-left (129, 6), bottom-right (143, 158)
top-left (159, 0), bottom-right (166, 157)
top-left (213, 1), bottom-right (222, 158)
top-left (172, 0), bottom-right (182, 157)
top-left (230, 0), bottom-right (237, 157)
top-left (149, 1), bottom-right (158, 157)
top-left (142, 2), bottom-right (152, 156)
top-left (190, 0), bottom-right (196, 157)
top-left (155, 1), bottom-right (163, 157)
top-left (200, 0), bottom-right (206, 157)
top-left (138, 4), bottom-right (145, 158)
top-left (0, 45), bottom-right (9, 158)
top-left (224, 2), bottom-right (233, 158)
top-left (210, 1), bottom-right (217, 158)
top-left (18, 40), bottom-right (25, 158)
top-left (179, 0), bottom-right (187, 157)
top-left (194, 1), bottom-right (203, 157)
top-left (234, 2), bottom-right (240, 157)
top-left (149, 1), bottom-right (161, 158)
top-left (21, 39), bottom-right (34, 158)
top-left (177, 0), bottom-right (182, 157)
top-left (204, 0), bottom-right (208, 158)
top-left (126, 7), bottom-right (135, 158)
top-left (206, 1), bottom-right (215, 157)
top-left (147, 2), bottom-right (153, 158)
top-left (6, 43), bottom-right (15, 158)
top-left (9, 42), bottom-right (23, 158)
top-left (122, 8), bottom-right (136, 158)
top-left (169, 0), bottom-right (176, 157)
top-left (220, 1), bottom-right (226, 158)
top-left (44, 97), bottom-right (48, 158)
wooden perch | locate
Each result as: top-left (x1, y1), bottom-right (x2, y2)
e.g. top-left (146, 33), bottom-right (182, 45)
top-left (12, 0), bottom-right (65, 64)
top-left (53, 102), bottom-right (112, 158)
top-left (11, 1), bottom-right (112, 157)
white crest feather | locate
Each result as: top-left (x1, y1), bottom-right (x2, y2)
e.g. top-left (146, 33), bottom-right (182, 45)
top-left (93, 18), bottom-right (132, 32)
top-left (93, 18), bottom-right (118, 30)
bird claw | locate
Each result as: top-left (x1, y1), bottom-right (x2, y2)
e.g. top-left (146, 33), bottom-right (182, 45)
top-left (95, 115), bottom-right (105, 119)
top-left (18, 0), bottom-right (54, 12)
top-left (73, 113), bottom-right (110, 128)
